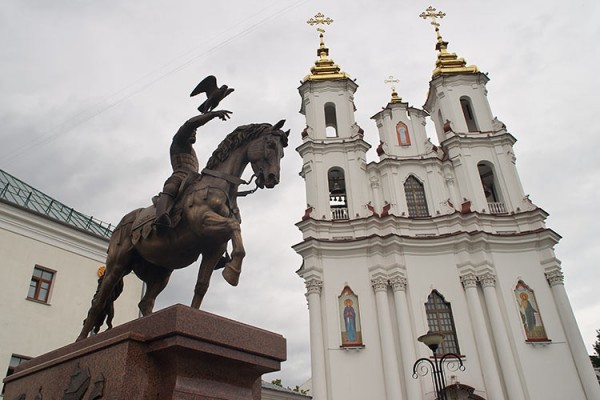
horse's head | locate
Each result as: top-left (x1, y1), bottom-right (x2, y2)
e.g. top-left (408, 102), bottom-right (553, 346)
top-left (247, 120), bottom-right (289, 189)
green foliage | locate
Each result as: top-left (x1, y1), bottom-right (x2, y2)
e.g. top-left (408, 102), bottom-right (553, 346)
top-left (591, 330), bottom-right (600, 368)
top-left (271, 379), bottom-right (282, 387)
top-left (270, 379), bottom-right (309, 395)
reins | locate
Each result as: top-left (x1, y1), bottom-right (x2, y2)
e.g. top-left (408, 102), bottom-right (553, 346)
top-left (201, 168), bottom-right (259, 198)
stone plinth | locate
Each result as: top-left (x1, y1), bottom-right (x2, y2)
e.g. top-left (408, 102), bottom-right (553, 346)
top-left (3, 304), bottom-right (286, 400)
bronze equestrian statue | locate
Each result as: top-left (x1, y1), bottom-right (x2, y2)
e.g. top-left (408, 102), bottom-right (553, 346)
top-left (77, 106), bottom-right (288, 341)
top-left (154, 109), bottom-right (232, 232)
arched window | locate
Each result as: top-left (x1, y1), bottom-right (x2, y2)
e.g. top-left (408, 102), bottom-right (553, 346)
top-left (325, 102), bottom-right (338, 137)
top-left (478, 162), bottom-right (505, 214)
top-left (404, 175), bottom-right (429, 217)
top-left (328, 167), bottom-right (348, 220)
top-left (460, 96), bottom-right (478, 132)
top-left (396, 122), bottom-right (411, 145)
top-left (425, 291), bottom-right (460, 354)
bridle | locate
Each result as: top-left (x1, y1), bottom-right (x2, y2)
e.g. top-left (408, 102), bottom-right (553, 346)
top-left (200, 168), bottom-right (259, 197)
top-left (201, 134), bottom-right (279, 198)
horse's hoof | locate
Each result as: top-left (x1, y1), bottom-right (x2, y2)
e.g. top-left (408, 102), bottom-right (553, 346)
top-left (222, 265), bottom-right (240, 286)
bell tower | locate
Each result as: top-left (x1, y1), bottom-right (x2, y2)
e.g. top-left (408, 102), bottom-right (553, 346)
top-left (420, 6), bottom-right (532, 216)
top-left (297, 13), bottom-right (370, 223)
top-left (294, 8), bottom-right (600, 400)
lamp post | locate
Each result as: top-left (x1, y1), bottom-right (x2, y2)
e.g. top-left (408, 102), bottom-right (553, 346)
top-left (412, 331), bottom-right (465, 400)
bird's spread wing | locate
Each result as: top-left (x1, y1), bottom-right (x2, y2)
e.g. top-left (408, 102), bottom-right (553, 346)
top-left (224, 88), bottom-right (235, 98)
top-left (190, 75), bottom-right (218, 97)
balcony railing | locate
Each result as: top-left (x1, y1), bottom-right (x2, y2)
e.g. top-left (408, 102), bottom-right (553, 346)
top-left (331, 207), bottom-right (349, 220)
top-left (488, 202), bottom-right (506, 214)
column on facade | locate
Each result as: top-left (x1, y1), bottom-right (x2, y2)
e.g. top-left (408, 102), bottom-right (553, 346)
top-left (305, 278), bottom-right (327, 400)
top-left (460, 274), bottom-right (504, 400)
top-left (479, 273), bottom-right (526, 400)
top-left (546, 270), bottom-right (600, 399)
top-left (389, 276), bottom-right (422, 400)
top-left (371, 277), bottom-right (404, 400)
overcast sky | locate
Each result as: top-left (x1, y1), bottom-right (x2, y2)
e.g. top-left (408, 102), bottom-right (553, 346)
top-left (1, 0), bottom-right (599, 387)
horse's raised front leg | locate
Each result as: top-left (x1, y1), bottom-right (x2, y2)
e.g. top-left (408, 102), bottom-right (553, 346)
top-left (191, 244), bottom-right (226, 308)
top-left (200, 210), bottom-right (245, 287)
top-left (222, 228), bottom-right (245, 286)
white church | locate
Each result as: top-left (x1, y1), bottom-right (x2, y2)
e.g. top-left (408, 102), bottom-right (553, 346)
top-left (293, 10), bottom-right (600, 400)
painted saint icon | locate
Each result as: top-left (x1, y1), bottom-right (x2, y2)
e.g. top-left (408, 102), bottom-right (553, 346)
top-left (396, 122), bottom-right (411, 145)
top-left (514, 280), bottom-right (549, 341)
top-left (338, 286), bottom-right (363, 346)
top-left (344, 299), bottom-right (357, 341)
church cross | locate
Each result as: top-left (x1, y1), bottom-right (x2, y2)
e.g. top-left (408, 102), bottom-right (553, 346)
top-left (384, 75), bottom-right (400, 93)
top-left (307, 12), bottom-right (334, 31)
top-left (419, 6), bottom-right (446, 28)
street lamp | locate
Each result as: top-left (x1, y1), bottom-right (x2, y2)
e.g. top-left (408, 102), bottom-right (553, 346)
top-left (412, 331), bottom-right (465, 400)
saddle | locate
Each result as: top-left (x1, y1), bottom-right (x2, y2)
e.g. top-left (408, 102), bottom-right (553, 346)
top-left (131, 204), bottom-right (183, 246)
top-left (130, 172), bottom-right (202, 245)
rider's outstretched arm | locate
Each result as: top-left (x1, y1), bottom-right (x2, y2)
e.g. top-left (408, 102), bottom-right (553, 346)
top-left (173, 110), bottom-right (232, 145)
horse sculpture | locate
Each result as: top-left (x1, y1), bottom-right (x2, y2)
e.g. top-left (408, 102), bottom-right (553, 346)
top-left (77, 118), bottom-right (288, 341)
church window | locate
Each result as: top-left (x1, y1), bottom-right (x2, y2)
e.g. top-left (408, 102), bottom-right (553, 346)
top-left (460, 96), bottom-right (479, 132)
top-left (324, 102), bottom-right (338, 137)
top-left (478, 162), bottom-right (505, 214)
top-left (404, 175), bottom-right (429, 217)
top-left (425, 291), bottom-right (460, 354)
top-left (27, 265), bottom-right (55, 303)
top-left (514, 281), bottom-right (549, 342)
top-left (338, 286), bottom-right (364, 347)
top-left (2, 354), bottom-right (30, 395)
top-left (328, 167), bottom-right (348, 220)
top-left (396, 122), bottom-right (411, 145)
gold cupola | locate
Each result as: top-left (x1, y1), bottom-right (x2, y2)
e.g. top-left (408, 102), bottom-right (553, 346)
top-left (420, 6), bottom-right (478, 78)
top-left (304, 13), bottom-right (350, 82)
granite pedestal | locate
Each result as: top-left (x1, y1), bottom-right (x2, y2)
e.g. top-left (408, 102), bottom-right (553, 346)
top-left (3, 304), bottom-right (286, 400)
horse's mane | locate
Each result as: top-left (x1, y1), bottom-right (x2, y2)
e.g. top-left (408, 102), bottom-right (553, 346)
top-left (206, 123), bottom-right (288, 169)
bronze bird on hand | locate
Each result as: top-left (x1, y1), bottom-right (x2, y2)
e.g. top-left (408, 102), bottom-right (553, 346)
top-left (190, 75), bottom-right (234, 113)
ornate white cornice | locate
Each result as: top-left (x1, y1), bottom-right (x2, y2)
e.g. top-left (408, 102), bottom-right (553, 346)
top-left (305, 278), bottom-right (323, 295)
top-left (0, 202), bottom-right (108, 261)
top-left (371, 277), bottom-right (389, 292)
top-left (389, 276), bottom-right (407, 292)
top-left (460, 273), bottom-right (478, 289)
top-left (478, 272), bottom-right (496, 288)
top-left (545, 270), bottom-right (565, 287)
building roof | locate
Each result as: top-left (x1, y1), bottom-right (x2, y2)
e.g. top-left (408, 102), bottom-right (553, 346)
top-left (0, 169), bottom-right (113, 238)
top-left (261, 381), bottom-right (311, 399)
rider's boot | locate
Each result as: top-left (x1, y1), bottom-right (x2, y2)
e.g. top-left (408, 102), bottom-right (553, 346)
top-left (154, 192), bottom-right (174, 234)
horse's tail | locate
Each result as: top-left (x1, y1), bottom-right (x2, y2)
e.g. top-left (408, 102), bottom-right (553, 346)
top-left (88, 209), bottom-right (140, 334)
top-left (90, 272), bottom-right (125, 334)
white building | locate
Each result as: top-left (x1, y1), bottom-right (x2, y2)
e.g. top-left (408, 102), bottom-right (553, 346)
top-left (0, 169), bottom-right (143, 393)
top-left (294, 12), bottom-right (600, 400)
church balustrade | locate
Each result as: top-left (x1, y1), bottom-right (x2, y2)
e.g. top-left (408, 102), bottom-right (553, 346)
top-left (331, 207), bottom-right (349, 220)
top-left (487, 202), bottom-right (506, 214)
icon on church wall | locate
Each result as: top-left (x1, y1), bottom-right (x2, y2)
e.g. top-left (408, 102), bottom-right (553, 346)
top-left (514, 280), bottom-right (549, 341)
top-left (396, 122), bottom-right (411, 146)
top-left (338, 286), bottom-right (364, 347)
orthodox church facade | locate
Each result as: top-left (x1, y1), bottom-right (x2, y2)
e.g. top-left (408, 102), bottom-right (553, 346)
top-left (293, 11), bottom-right (600, 400)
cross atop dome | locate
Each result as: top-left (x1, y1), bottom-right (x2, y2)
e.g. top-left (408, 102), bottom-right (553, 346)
top-left (384, 75), bottom-right (403, 103)
top-left (303, 12), bottom-right (350, 82)
top-left (420, 6), bottom-right (478, 78)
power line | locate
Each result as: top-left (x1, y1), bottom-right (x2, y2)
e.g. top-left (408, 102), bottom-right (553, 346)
top-left (1, 0), bottom-right (308, 164)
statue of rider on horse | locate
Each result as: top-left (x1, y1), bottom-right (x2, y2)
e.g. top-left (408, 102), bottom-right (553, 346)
top-left (77, 76), bottom-right (288, 341)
